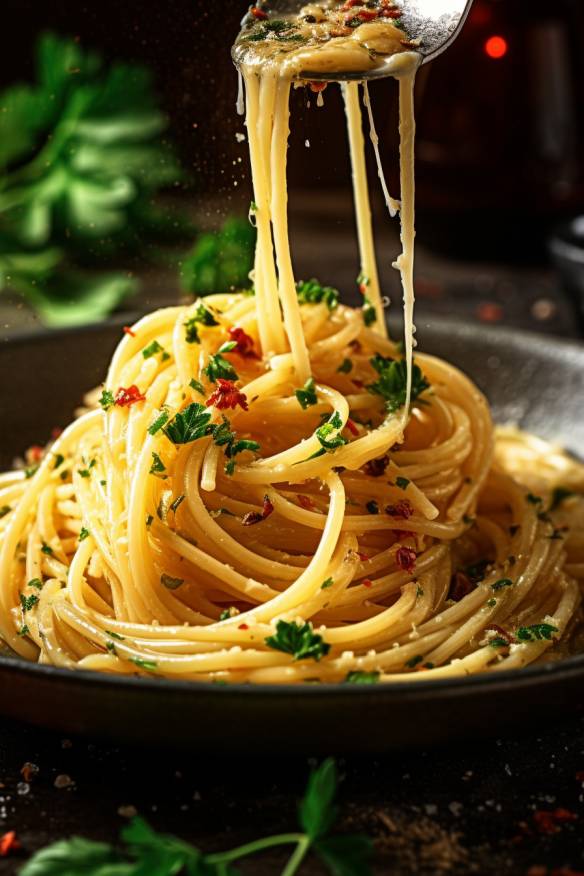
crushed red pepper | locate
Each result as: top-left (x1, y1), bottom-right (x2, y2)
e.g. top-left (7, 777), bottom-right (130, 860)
top-left (0, 832), bottom-right (19, 856)
top-left (346, 418), bottom-right (359, 437)
top-left (396, 546), bottom-right (416, 573)
top-left (238, 623), bottom-right (250, 630)
top-left (362, 578), bottom-right (373, 588)
top-left (228, 326), bottom-right (258, 359)
top-left (449, 572), bottom-right (473, 602)
top-left (241, 495), bottom-right (274, 526)
top-left (532, 808), bottom-right (577, 835)
top-left (485, 624), bottom-right (514, 645)
top-left (115, 385), bottom-right (146, 407)
top-left (251, 6), bottom-right (268, 19)
top-left (297, 495), bottom-right (315, 510)
top-left (309, 81), bottom-right (328, 93)
top-left (206, 379), bottom-right (249, 411)
top-left (364, 455), bottom-right (389, 477)
top-left (123, 325), bottom-right (136, 337)
top-left (385, 500), bottom-right (413, 519)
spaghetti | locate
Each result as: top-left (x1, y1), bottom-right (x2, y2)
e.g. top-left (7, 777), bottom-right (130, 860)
top-left (1, 4), bottom-right (583, 683)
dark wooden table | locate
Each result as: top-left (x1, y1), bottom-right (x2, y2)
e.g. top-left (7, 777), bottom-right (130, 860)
top-left (0, 712), bottom-right (583, 875)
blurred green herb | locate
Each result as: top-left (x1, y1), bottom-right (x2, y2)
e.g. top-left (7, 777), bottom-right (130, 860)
top-left (0, 32), bottom-right (188, 325)
top-left (20, 758), bottom-right (372, 876)
top-left (180, 216), bottom-right (255, 297)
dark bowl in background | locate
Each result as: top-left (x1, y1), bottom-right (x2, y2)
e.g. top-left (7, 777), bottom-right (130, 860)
top-left (0, 316), bottom-right (584, 752)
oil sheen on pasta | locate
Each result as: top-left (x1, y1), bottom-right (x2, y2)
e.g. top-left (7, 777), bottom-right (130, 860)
top-left (0, 2), bottom-right (583, 683)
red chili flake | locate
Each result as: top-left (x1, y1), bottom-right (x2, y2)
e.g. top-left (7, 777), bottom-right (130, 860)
top-left (533, 808), bottom-right (577, 836)
top-left (476, 301), bottom-right (504, 324)
top-left (342, 0), bottom-right (364, 8)
top-left (123, 325), bottom-right (136, 337)
top-left (485, 624), bottom-right (514, 645)
top-left (357, 552), bottom-right (369, 561)
top-left (309, 81), bottom-right (328, 93)
top-left (0, 832), bottom-right (19, 856)
top-left (228, 326), bottom-right (258, 359)
top-left (251, 6), bottom-right (268, 19)
top-left (20, 762), bottom-right (39, 783)
top-left (51, 426), bottom-right (63, 440)
top-left (27, 445), bottom-right (44, 463)
top-left (114, 385), bottom-right (146, 407)
top-left (238, 623), bottom-right (250, 630)
top-left (206, 379), bottom-right (249, 412)
top-left (362, 578), bottom-right (373, 588)
top-left (241, 495), bottom-right (273, 526)
top-left (380, 7), bottom-right (402, 17)
top-left (297, 494), bottom-right (315, 510)
top-left (364, 455), bottom-right (389, 478)
top-left (346, 8), bottom-right (379, 23)
top-left (358, 283), bottom-right (368, 295)
top-left (346, 418), bottom-right (359, 437)
top-left (396, 546), bottom-right (416, 573)
top-left (352, 378), bottom-right (364, 389)
top-left (385, 500), bottom-right (413, 519)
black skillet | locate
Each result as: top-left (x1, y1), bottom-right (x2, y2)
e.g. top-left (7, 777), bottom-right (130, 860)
top-left (0, 316), bottom-right (583, 752)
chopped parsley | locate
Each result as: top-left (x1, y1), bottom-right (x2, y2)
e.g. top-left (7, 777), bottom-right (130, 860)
top-left (170, 495), bottom-right (185, 514)
top-left (203, 344), bottom-right (238, 383)
top-left (490, 637), bottom-right (509, 649)
top-left (105, 630), bottom-right (125, 641)
top-left (244, 19), bottom-right (306, 43)
top-left (395, 477), bottom-right (410, 490)
top-left (184, 301), bottom-right (219, 344)
top-left (313, 411), bottom-right (348, 456)
top-left (24, 464), bottom-right (39, 479)
top-left (295, 377), bottom-right (318, 410)
top-left (526, 493), bottom-right (542, 505)
top-left (0, 505), bottom-right (11, 519)
top-left (142, 340), bottom-right (168, 360)
top-left (296, 278), bottom-right (339, 311)
top-left (53, 453), bottom-right (65, 470)
top-left (131, 657), bottom-right (158, 671)
top-left (549, 486), bottom-right (574, 511)
top-left (189, 378), bottom-right (205, 396)
top-left (148, 411), bottom-right (169, 436)
top-left (19, 593), bottom-right (39, 612)
top-left (149, 452), bottom-right (166, 477)
top-left (491, 578), bottom-right (513, 591)
top-left (515, 623), bottom-right (558, 642)
top-left (405, 655), bottom-right (423, 669)
top-left (41, 542), bottom-right (53, 555)
top-left (28, 578), bottom-right (43, 590)
top-left (320, 577), bottom-right (334, 590)
top-left (17, 625), bottom-right (29, 637)
top-left (163, 403), bottom-right (212, 445)
top-left (160, 574), bottom-right (184, 590)
top-left (362, 297), bottom-right (377, 326)
top-left (486, 598), bottom-right (497, 607)
top-left (78, 527), bottom-right (90, 542)
top-left (366, 500), bottom-right (379, 515)
top-left (345, 670), bottom-right (380, 684)
top-left (99, 389), bottom-right (115, 411)
top-left (265, 620), bottom-right (330, 662)
top-left (337, 358), bottom-right (353, 374)
top-left (146, 514), bottom-right (154, 528)
top-left (368, 355), bottom-right (430, 414)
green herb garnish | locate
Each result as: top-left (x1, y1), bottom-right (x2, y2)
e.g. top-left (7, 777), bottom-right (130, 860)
top-left (19, 593), bottom-right (39, 612)
top-left (149, 452), bottom-right (166, 476)
top-left (78, 527), bottom-right (90, 542)
top-left (515, 623), bottom-right (558, 642)
top-left (320, 577), bottom-right (334, 590)
top-left (265, 620), bottom-right (330, 662)
top-left (295, 377), bottom-right (318, 410)
top-left (148, 411), bottom-right (169, 436)
top-left (99, 390), bottom-right (115, 411)
top-left (184, 301), bottom-right (219, 344)
top-left (405, 655), bottom-right (423, 669)
top-left (163, 403), bottom-right (212, 445)
top-left (131, 658), bottom-right (158, 671)
top-left (189, 378), bottom-right (205, 396)
top-left (362, 297), bottom-right (377, 326)
top-left (203, 344), bottom-right (238, 383)
top-left (491, 578), bottom-right (512, 592)
top-left (337, 358), bottom-right (353, 374)
top-left (0, 505), bottom-right (11, 519)
top-left (368, 355), bottom-right (430, 414)
top-left (395, 477), bottom-right (410, 490)
top-left (345, 671), bottom-right (380, 684)
top-left (160, 574), bottom-right (184, 590)
top-left (296, 278), bottom-right (339, 311)
top-left (549, 486), bottom-right (574, 511)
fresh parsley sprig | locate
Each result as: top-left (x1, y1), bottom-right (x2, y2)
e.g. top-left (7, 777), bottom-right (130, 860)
top-left (204, 343), bottom-right (239, 383)
top-left (296, 278), bottom-right (339, 311)
top-left (19, 759), bottom-right (372, 876)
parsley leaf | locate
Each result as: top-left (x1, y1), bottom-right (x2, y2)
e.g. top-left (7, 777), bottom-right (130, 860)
top-left (368, 355), bottom-right (430, 414)
top-left (265, 620), bottom-right (330, 662)
top-left (204, 346), bottom-right (238, 383)
top-left (315, 411), bottom-right (348, 453)
top-left (149, 452), bottom-right (166, 476)
top-left (315, 834), bottom-right (373, 876)
top-left (491, 578), bottom-right (512, 591)
top-left (148, 411), bottom-right (169, 436)
top-left (295, 377), bottom-right (318, 410)
top-left (18, 836), bottom-right (121, 876)
top-left (20, 593), bottom-right (39, 612)
top-left (321, 577), bottom-right (334, 590)
top-left (98, 389), bottom-right (115, 411)
top-left (362, 296), bottom-right (377, 326)
top-left (163, 403), bottom-right (212, 445)
top-left (549, 486), bottom-right (574, 511)
top-left (142, 340), bottom-right (167, 360)
top-left (184, 301), bottom-right (219, 344)
top-left (189, 378), bottom-right (205, 396)
top-left (160, 573), bottom-right (184, 590)
top-left (395, 477), bottom-right (410, 490)
top-left (296, 278), bottom-right (339, 311)
top-left (299, 758), bottom-right (338, 840)
top-left (78, 527), bottom-right (90, 542)
top-left (337, 358), bottom-right (353, 374)
top-left (0, 505), bottom-right (11, 519)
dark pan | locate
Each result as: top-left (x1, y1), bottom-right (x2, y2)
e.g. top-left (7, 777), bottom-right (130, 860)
top-left (1, 317), bottom-right (583, 752)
